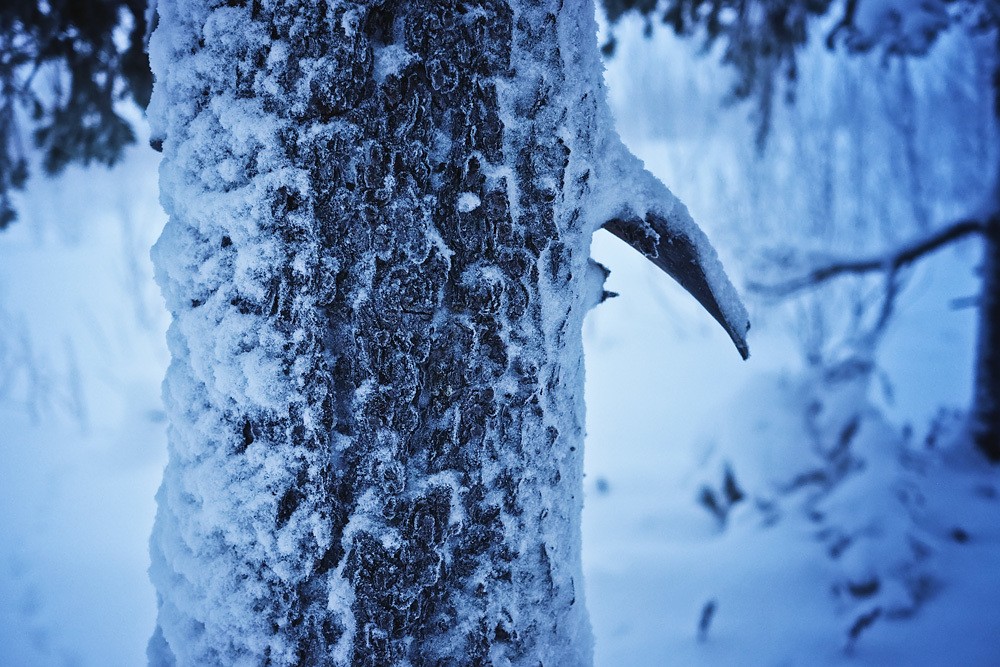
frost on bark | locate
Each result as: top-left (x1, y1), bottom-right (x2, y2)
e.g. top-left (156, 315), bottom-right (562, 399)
top-left (147, 1), bottom-right (748, 665)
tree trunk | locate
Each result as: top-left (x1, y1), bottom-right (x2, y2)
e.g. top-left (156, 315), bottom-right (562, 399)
top-left (972, 38), bottom-right (1000, 460)
top-left (972, 222), bottom-right (999, 459)
top-left (146, 1), bottom-right (747, 665)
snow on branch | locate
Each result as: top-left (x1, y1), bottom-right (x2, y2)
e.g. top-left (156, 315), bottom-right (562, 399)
top-left (747, 218), bottom-right (991, 298)
top-left (590, 141), bottom-right (751, 360)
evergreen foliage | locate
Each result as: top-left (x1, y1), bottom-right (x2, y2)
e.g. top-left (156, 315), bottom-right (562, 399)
top-left (600, 0), bottom-right (996, 146)
top-left (0, 0), bottom-right (151, 228)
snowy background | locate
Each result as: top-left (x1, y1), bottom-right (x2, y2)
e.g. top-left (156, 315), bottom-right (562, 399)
top-left (1, 12), bottom-right (998, 667)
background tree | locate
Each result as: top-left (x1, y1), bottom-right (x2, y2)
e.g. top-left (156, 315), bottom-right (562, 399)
top-left (146, 0), bottom-right (748, 665)
top-left (602, 0), bottom-right (1000, 456)
top-left (0, 0), bottom-right (151, 228)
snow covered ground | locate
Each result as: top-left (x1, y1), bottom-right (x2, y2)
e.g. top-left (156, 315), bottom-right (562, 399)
top-left (0, 141), bottom-right (168, 665)
top-left (1, 15), bottom-right (998, 667)
top-left (582, 226), bottom-right (996, 666)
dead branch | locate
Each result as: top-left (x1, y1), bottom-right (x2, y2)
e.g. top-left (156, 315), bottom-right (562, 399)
top-left (748, 218), bottom-right (989, 298)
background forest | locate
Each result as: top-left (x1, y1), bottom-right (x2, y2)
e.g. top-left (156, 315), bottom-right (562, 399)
top-left (1, 4), bottom-right (998, 665)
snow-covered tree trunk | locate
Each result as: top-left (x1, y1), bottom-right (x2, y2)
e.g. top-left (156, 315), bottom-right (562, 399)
top-left (146, 1), bottom-right (747, 665)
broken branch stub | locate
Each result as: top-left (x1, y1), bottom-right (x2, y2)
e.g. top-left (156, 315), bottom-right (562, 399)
top-left (604, 214), bottom-right (751, 360)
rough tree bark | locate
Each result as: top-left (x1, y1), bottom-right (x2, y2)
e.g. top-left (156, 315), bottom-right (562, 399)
top-left (146, 1), bottom-right (748, 665)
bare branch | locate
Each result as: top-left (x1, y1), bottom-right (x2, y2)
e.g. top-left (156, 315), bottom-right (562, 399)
top-left (748, 218), bottom-right (989, 298)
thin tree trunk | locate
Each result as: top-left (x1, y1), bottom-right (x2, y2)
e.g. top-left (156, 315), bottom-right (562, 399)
top-left (972, 221), bottom-right (999, 459)
top-left (971, 31), bottom-right (1000, 460)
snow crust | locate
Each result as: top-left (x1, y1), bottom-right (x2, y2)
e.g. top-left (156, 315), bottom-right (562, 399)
top-left (148, 0), bottom-right (332, 662)
top-left (456, 191), bottom-right (481, 213)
